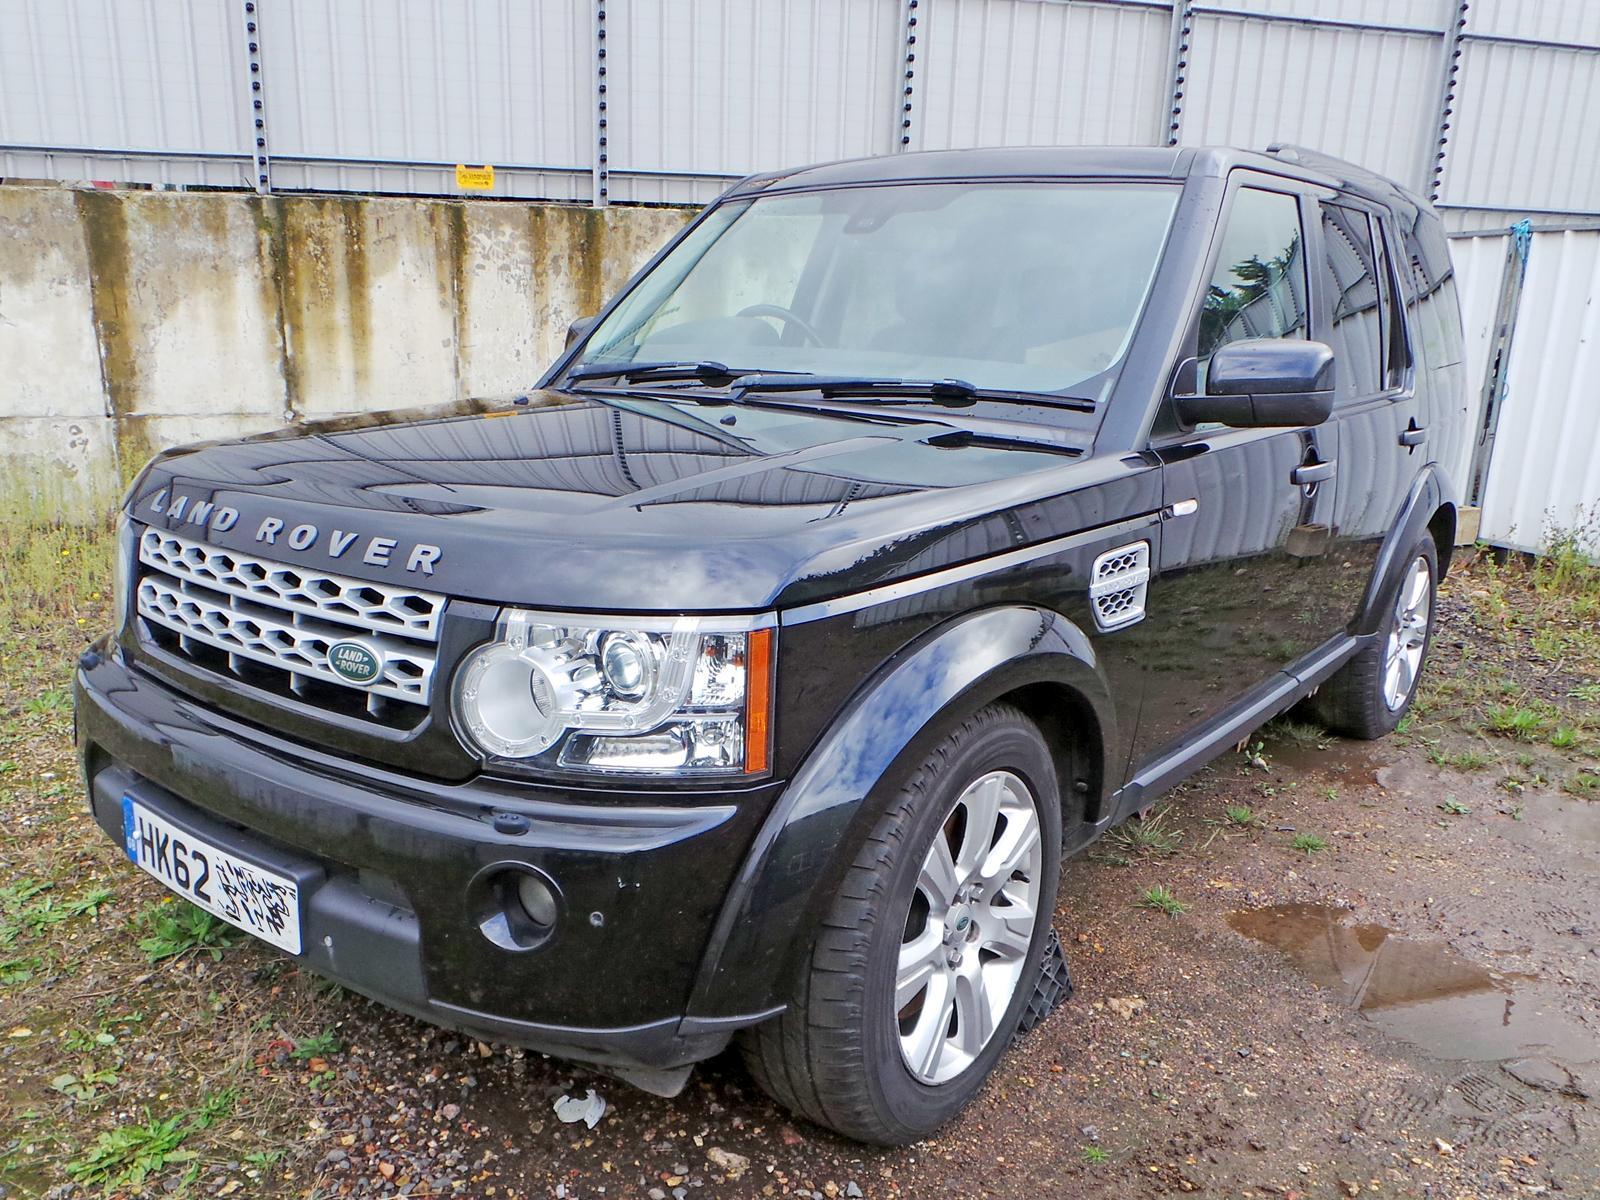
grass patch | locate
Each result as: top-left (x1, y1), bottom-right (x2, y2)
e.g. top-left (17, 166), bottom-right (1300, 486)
top-left (1080, 1145), bottom-right (1110, 1165)
top-left (291, 1028), bottom-right (343, 1061)
top-left (1106, 807), bottom-right (1183, 857)
top-left (1222, 804), bottom-right (1258, 827)
top-left (1438, 798), bottom-right (1471, 816)
top-left (65, 1090), bottom-right (237, 1190)
top-left (1138, 885), bottom-right (1189, 916)
top-left (1290, 833), bottom-right (1328, 855)
top-left (135, 899), bottom-right (244, 963)
top-left (1262, 717), bottom-right (1328, 749)
top-left (1563, 771), bottom-right (1599, 799)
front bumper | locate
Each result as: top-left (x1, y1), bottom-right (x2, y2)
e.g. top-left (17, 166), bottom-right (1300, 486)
top-left (74, 644), bottom-right (784, 1079)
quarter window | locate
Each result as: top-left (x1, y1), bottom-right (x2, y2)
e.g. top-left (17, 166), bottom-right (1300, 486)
top-left (1196, 187), bottom-right (1309, 384)
top-left (1319, 203), bottom-right (1384, 398)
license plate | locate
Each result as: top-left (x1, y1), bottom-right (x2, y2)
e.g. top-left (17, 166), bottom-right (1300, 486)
top-left (122, 796), bottom-right (302, 955)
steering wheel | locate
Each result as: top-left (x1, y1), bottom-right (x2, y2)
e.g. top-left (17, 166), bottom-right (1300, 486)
top-left (736, 303), bottom-right (824, 347)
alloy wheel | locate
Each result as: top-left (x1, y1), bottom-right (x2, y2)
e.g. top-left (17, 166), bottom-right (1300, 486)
top-left (895, 770), bottom-right (1043, 1085)
top-left (1383, 554), bottom-right (1432, 711)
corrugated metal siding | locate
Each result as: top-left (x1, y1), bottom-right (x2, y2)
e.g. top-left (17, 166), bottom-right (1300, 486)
top-left (0, 0), bottom-right (249, 185)
top-left (1202, 0), bottom-right (1449, 27)
top-left (605, 0), bottom-right (901, 205)
top-left (1467, 0), bottom-right (1600, 49)
top-left (1475, 230), bottom-right (1600, 553)
top-left (916, 0), bottom-right (1171, 150)
top-left (1448, 231), bottom-right (1509, 490)
top-left (1182, 13), bottom-right (1440, 190)
top-left (1440, 37), bottom-right (1600, 216)
top-left (261, 0), bottom-right (592, 200)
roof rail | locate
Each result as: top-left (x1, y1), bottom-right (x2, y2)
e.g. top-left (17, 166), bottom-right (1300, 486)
top-left (1262, 142), bottom-right (1364, 173)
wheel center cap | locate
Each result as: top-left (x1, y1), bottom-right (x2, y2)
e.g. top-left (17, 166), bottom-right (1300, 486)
top-left (946, 903), bottom-right (976, 944)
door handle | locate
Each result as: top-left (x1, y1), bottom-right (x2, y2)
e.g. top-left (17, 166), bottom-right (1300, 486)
top-left (1399, 424), bottom-right (1428, 447)
top-left (1290, 459), bottom-right (1336, 486)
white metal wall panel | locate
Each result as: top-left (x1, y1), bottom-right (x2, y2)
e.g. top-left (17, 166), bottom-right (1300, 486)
top-left (917, 0), bottom-right (1171, 150)
top-left (606, 0), bottom-right (901, 192)
top-left (262, 0), bottom-right (592, 182)
top-left (1442, 231), bottom-right (1506, 490)
top-left (1477, 230), bottom-right (1600, 553)
top-left (0, 0), bottom-right (249, 184)
top-left (1203, 0), bottom-right (1450, 30)
top-left (1438, 39), bottom-right (1600, 216)
top-left (1467, 0), bottom-right (1600, 49)
top-left (1182, 14), bottom-right (1440, 191)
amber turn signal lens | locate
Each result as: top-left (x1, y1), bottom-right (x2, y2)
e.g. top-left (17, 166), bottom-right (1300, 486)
top-left (744, 627), bottom-right (774, 774)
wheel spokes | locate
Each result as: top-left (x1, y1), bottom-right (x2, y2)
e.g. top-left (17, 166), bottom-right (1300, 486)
top-left (917, 833), bottom-right (960, 907)
top-left (896, 925), bottom-right (944, 1010)
top-left (952, 964), bottom-right (995, 1057)
top-left (903, 971), bottom-right (954, 1080)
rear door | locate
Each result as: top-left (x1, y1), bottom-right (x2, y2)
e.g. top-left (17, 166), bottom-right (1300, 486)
top-left (1127, 178), bottom-right (1346, 766)
top-left (1314, 199), bottom-right (1424, 604)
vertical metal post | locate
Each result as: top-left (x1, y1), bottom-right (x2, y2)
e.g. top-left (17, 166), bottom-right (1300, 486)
top-left (1422, 0), bottom-right (1470, 201)
top-left (1162, 1), bottom-right (1194, 147)
top-left (894, 0), bottom-right (920, 152)
top-left (592, 0), bottom-right (609, 207)
top-left (1468, 220), bottom-right (1533, 508)
top-left (241, 0), bottom-right (271, 192)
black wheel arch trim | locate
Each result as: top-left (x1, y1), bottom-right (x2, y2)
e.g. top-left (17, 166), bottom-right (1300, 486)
top-left (683, 603), bottom-right (1112, 1022)
top-left (1353, 462), bottom-right (1456, 638)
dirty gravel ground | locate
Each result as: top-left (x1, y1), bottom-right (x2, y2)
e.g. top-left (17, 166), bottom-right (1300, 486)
top-left (1, 529), bottom-right (1596, 1199)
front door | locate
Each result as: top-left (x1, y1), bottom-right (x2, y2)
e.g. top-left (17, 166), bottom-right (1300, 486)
top-left (1126, 181), bottom-right (1348, 766)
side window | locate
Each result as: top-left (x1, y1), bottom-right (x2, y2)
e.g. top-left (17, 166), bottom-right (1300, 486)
top-left (1319, 203), bottom-right (1383, 398)
top-left (1196, 188), bottom-right (1309, 385)
top-left (1376, 220), bottom-right (1413, 389)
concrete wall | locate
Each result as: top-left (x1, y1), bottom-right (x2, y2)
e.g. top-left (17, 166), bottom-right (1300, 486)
top-left (0, 185), bottom-right (692, 516)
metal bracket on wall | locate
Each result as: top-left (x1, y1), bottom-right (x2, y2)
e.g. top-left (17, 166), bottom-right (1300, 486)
top-left (1422, 0), bottom-right (1470, 201)
top-left (592, 0), bottom-right (609, 207)
top-left (241, 0), bottom-right (271, 193)
top-left (1163, 2), bottom-right (1195, 147)
top-left (895, 0), bottom-right (920, 151)
top-left (1467, 219), bottom-right (1533, 507)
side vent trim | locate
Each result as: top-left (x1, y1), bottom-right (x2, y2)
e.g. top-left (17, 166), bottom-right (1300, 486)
top-left (1089, 541), bottom-right (1151, 631)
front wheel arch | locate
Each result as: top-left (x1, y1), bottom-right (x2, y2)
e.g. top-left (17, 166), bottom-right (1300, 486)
top-left (685, 605), bottom-right (1111, 1023)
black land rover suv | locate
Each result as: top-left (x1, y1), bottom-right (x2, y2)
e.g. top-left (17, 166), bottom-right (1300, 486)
top-left (75, 145), bottom-right (1465, 1144)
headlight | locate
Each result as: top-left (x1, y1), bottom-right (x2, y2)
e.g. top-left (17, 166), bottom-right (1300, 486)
top-left (453, 610), bottom-right (774, 777)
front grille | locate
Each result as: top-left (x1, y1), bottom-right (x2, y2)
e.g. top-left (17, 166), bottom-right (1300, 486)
top-left (135, 528), bottom-right (445, 717)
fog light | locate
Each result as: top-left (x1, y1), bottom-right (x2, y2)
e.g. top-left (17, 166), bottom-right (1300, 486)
top-left (516, 872), bottom-right (558, 928)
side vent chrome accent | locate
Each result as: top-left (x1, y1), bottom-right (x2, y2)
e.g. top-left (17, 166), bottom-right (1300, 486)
top-left (1089, 541), bottom-right (1151, 631)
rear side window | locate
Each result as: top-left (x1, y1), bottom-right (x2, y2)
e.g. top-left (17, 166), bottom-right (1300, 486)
top-left (1319, 203), bottom-right (1383, 398)
top-left (1197, 188), bottom-right (1309, 384)
top-left (1375, 220), bottom-right (1413, 390)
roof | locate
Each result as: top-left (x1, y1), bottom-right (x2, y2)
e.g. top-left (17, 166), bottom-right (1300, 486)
top-left (726, 144), bottom-right (1422, 212)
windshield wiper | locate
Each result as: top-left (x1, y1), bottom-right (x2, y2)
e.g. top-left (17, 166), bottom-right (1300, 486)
top-left (565, 360), bottom-right (761, 386)
top-left (734, 374), bottom-right (1096, 413)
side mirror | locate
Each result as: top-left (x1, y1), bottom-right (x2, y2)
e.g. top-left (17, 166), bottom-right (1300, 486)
top-left (565, 315), bottom-right (598, 349)
top-left (1175, 338), bottom-right (1335, 428)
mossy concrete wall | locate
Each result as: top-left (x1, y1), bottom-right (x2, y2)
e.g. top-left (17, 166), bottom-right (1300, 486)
top-left (0, 186), bottom-right (692, 515)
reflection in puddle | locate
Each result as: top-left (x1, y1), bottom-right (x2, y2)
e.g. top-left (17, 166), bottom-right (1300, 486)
top-left (1228, 904), bottom-right (1597, 1063)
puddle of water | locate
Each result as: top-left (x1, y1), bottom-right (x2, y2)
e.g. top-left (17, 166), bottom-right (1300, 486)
top-left (1227, 904), bottom-right (1597, 1063)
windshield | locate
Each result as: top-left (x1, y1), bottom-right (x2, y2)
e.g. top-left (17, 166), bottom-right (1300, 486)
top-left (576, 181), bottom-right (1180, 400)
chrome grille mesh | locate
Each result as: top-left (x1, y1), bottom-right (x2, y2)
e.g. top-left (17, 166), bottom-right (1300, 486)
top-left (135, 528), bottom-right (444, 711)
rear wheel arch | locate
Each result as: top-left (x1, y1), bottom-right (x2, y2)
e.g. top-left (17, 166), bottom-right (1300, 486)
top-left (1428, 501), bottom-right (1457, 579)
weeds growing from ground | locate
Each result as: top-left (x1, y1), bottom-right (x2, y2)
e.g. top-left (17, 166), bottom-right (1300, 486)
top-left (1290, 833), bottom-right (1328, 855)
top-left (1107, 807), bottom-right (1183, 856)
top-left (135, 898), bottom-right (244, 962)
top-left (1138, 885), bottom-right (1189, 916)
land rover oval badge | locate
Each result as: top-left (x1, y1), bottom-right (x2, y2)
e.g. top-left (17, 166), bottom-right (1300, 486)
top-left (327, 640), bottom-right (383, 685)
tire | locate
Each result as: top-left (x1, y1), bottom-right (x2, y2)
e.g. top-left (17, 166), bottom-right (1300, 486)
top-left (738, 703), bottom-right (1063, 1144)
top-left (1312, 536), bottom-right (1438, 739)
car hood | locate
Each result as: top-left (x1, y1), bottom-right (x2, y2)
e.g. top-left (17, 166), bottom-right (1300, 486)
top-left (127, 391), bottom-right (1105, 612)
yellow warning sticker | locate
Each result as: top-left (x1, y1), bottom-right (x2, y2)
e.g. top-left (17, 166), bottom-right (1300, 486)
top-left (455, 164), bottom-right (495, 191)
